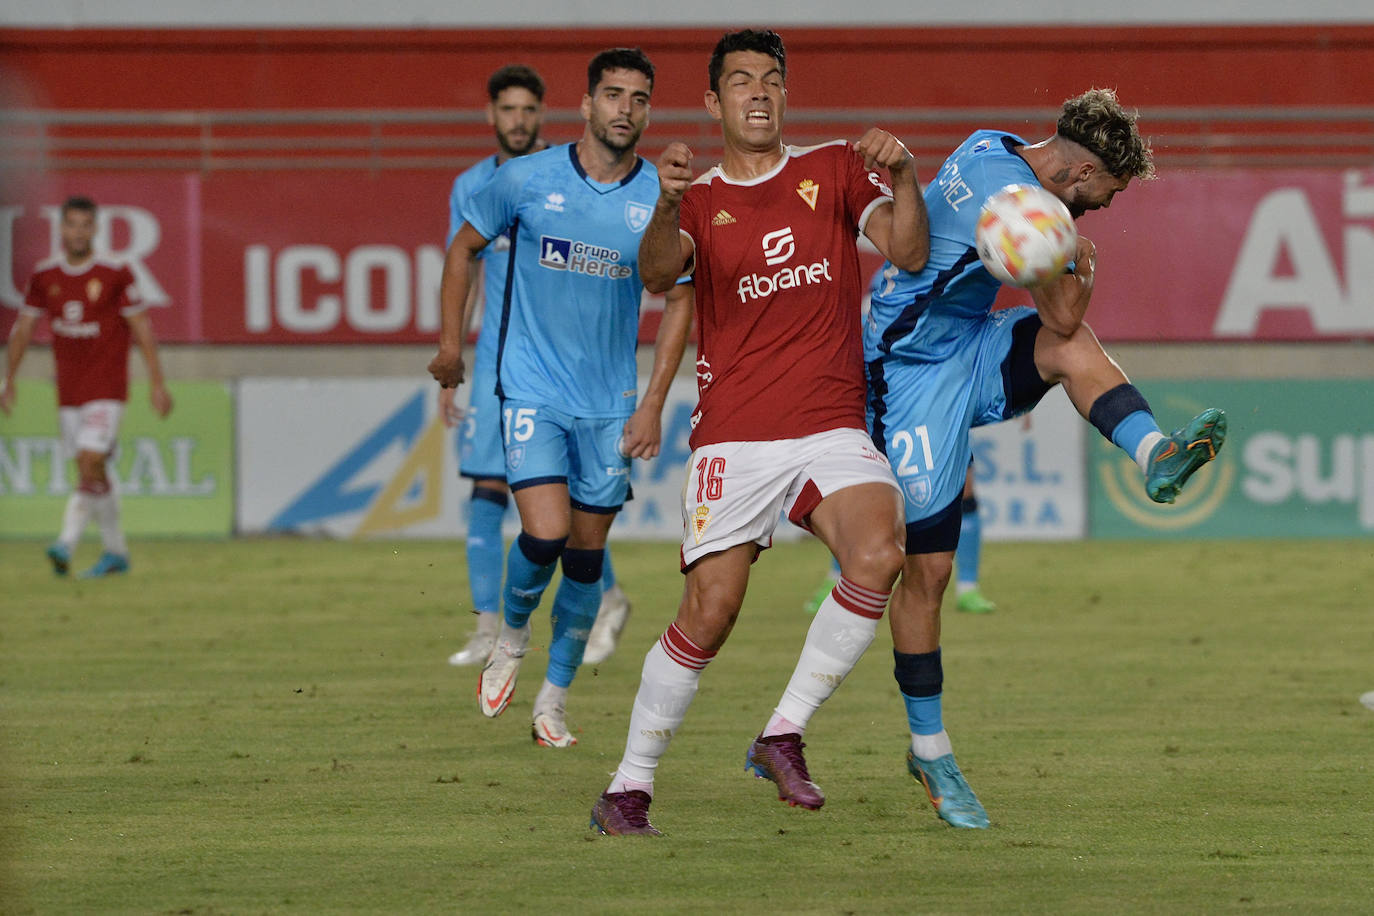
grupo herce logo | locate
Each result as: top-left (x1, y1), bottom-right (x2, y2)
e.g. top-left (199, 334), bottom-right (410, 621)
top-left (1096, 394), bottom-right (1235, 530)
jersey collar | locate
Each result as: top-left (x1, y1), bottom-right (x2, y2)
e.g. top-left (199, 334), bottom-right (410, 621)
top-left (568, 142), bottom-right (644, 191)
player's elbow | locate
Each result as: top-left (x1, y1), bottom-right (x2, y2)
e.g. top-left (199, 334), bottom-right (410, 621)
top-left (890, 245), bottom-right (928, 274)
top-left (641, 270), bottom-right (678, 295)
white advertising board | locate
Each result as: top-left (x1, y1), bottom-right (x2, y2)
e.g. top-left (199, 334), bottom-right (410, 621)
top-left (969, 386), bottom-right (1086, 541)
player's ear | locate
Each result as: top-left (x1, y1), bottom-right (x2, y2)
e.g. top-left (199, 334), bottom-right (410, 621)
top-left (704, 90), bottom-right (722, 122)
top-left (580, 94), bottom-right (593, 121)
top-left (485, 102), bottom-right (496, 127)
top-left (1075, 160), bottom-right (1097, 184)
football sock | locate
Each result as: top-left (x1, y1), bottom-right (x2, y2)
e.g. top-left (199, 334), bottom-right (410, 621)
top-left (896, 647), bottom-right (953, 758)
top-left (955, 495), bottom-right (981, 589)
top-left (608, 623), bottom-right (715, 792)
top-left (546, 578), bottom-right (600, 687)
top-left (767, 577), bottom-right (888, 736)
top-left (92, 474), bottom-right (126, 556)
top-left (501, 532), bottom-right (564, 630)
top-left (466, 488), bottom-right (508, 613)
top-left (532, 678), bottom-right (568, 715)
top-left (57, 485), bottom-right (100, 549)
top-left (600, 550), bottom-right (617, 593)
top-left (1088, 384), bottom-right (1165, 474)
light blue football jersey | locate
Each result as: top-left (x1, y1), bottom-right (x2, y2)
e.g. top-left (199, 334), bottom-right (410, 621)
top-left (448, 155), bottom-right (509, 374)
top-left (865, 131), bottom-right (1038, 364)
top-left (462, 142), bottom-right (656, 419)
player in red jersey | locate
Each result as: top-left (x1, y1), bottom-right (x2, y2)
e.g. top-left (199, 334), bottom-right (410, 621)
top-left (1, 197), bottom-right (173, 578)
top-left (591, 29), bottom-right (929, 836)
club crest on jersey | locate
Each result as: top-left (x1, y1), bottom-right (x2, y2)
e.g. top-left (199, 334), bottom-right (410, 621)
top-left (624, 201), bottom-right (652, 232)
top-left (903, 476), bottom-right (934, 509)
top-left (506, 445), bottom-right (526, 471)
top-left (691, 505), bottom-right (712, 543)
top-left (86, 278), bottom-right (102, 301)
top-left (971, 138), bottom-right (993, 153)
top-left (796, 179), bottom-right (819, 211)
top-left (761, 227), bottom-right (795, 266)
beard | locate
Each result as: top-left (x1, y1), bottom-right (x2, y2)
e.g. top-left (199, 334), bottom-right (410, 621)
top-left (498, 129), bottom-right (539, 157)
top-left (591, 119), bottom-right (642, 153)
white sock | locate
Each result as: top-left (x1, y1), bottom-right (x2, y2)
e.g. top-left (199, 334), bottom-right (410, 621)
top-left (956, 581), bottom-right (977, 596)
top-left (532, 678), bottom-right (568, 715)
top-left (93, 480), bottom-right (127, 556)
top-left (912, 729), bottom-right (955, 761)
top-left (1135, 431), bottom-right (1166, 474)
top-left (607, 625), bottom-right (713, 794)
top-left (767, 577), bottom-right (887, 736)
top-left (57, 490), bottom-right (96, 549)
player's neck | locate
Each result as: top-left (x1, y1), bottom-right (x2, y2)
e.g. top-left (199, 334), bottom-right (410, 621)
top-left (576, 136), bottom-right (638, 184)
top-left (63, 251), bottom-right (93, 268)
top-left (720, 142), bottom-right (786, 182)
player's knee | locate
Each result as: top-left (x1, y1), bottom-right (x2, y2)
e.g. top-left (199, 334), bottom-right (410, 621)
top-left (559, 547), bottom-right (604, 584)
top-left (516, 531), bottom-right (566, 567)
top-left (841, 538), bottom-right (904, 590)
top-left (76, 452), bottom-right (108, 488)
top-left (901, 552), bottom-right (953, 602)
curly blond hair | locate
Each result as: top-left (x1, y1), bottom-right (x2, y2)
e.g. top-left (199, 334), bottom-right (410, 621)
top-left (1057, 88), bottom-right (1155, 180)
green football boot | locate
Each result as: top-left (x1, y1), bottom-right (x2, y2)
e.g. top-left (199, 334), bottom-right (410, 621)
top-left (955, 588), bottom-right (997, 615)
top-left (1145, 408), bottom-right (1227, 504)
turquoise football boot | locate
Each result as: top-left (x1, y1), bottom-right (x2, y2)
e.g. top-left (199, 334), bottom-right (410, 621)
top-left (907, 750), bottom-right (990, 829)
top-left (1145, 408), bottom-right (1227, 504)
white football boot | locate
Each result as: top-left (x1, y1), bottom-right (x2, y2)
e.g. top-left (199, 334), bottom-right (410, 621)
top-left (477, 623), bottom-right (530, 718)
top-left (582, 585), bottom-right (632, 666)
top-left (447, 611), bottom-right (499, 666)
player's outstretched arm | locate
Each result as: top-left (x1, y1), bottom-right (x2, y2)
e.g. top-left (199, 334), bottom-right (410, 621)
top-left (854, 128), bottom-right (929, 273)
top-left (0, 311), bottom-right (38, 415)
top-left (429, 222), bottom-right (490, 388)
top-left (1029, 235), bottom-right (1096, 338)
top-left (640, 142), bottom-right (696, 294)
top-left (126, 310), bottom-right (173, 417)
top-left (622, 281), bottom-right (695, 460)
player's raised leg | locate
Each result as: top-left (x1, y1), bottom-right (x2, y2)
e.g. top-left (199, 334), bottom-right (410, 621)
top-left (752, 480), bottom-right (904, 809)
top-left (1035, 320), bottom-right (1225, 505)
top-left (592, 543), bottom-right (751, 835)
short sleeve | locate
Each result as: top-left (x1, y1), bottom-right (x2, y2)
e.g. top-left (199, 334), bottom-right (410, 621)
top-left (446, 176), bottom-right (464, 248)
top-left (21, 272), bottom-right (45, 316)
top-left (116, 265), bottom-right (148, 316)
top-left (842, 147), bottom-right (893, 235)
top-left (462, 162), bottom-right (522, 243)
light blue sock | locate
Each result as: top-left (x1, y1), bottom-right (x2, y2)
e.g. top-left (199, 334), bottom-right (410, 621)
top-left (955, 505), bottom-right (982, 588)
top-left (546, 577), bottom-right (601, 687)
top-left (502, 540), bottom-right (558, 630)
top-left (600, 551), bottom-right (617, 594)
top-left (902, 691), bottom-right (944, 736)
top-left (466, 495), bottom-right (507, 614)
top-left (1110, 410), bottom-right (1162, 461)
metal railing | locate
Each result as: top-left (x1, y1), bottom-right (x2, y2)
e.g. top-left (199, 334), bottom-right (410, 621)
top-left (2, 106), bottom-right (1371, 172)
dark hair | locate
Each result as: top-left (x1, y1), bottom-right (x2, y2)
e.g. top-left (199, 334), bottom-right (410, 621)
top-left (586, 47), bottom-right (654, 95)
top-left (61, 196), bottom-right (97, 217)
top-left (487, 64), bottom-right (545, 102)
top-left (1057, 88), bottom-right (1155, 180)
top-left (708, 29), bottom-right (787, 95)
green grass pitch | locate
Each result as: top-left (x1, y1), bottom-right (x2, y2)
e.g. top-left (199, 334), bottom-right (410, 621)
top-left (2, 537), bottom-right (1372, 913)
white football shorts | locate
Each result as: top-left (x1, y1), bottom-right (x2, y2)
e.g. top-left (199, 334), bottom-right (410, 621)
top-left (59, 400), bottom-right (124, 457)
top-left (679, 426), bottom-right (900, 569)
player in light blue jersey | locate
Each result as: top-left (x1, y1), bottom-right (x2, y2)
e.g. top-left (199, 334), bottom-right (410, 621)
top-left (430, 48), bottom-right (693, 748)
top-left (866, 89), bottom-right (1226, 828)
top-left (439, 65), bottom-right (547, 668)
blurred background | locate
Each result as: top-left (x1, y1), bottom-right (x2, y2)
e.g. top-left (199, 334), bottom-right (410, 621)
top-left (1, 3), bottom-right (1371, 544)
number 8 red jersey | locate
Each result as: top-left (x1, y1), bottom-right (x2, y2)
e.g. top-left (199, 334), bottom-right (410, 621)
top-left (679, 140), bottom-right (892, 450)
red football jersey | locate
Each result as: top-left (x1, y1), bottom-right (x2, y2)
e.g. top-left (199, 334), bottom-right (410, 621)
top-left (680, 141), bottom-right (892, 449)
top-left (22, 257), bottom-right (146, 406)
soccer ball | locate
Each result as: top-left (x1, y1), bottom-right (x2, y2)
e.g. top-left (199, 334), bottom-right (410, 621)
top-left (974, 183), bottom-right (1078, 287)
